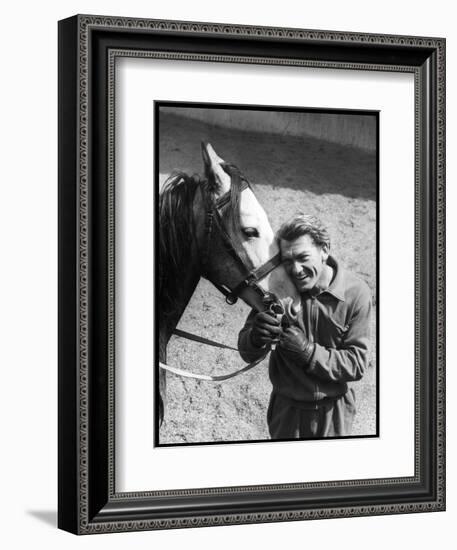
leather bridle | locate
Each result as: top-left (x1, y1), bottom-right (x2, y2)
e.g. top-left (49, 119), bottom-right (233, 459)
top-left (200, 172), bottom-right (284, 312)
top-left (159, 172), bottom-right (285, 381)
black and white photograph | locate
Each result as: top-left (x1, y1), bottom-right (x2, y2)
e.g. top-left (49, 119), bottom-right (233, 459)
top-left (156, 104), bottom-right (378, 446)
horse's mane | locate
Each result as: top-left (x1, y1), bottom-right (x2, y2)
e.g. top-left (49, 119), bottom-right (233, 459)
top-left (159, 172), bottom-right (201, 321)
top-left (159, 163), bottom-right (251, 323)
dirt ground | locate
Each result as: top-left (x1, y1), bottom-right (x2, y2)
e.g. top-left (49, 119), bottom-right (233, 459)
top-left (159, 112), bottom-right (377, 444)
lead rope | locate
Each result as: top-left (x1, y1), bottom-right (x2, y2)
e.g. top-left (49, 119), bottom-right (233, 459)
top-left (159, 301), bottom-right (284, 381)
top-left (159, 352), bottom-right (268, 382)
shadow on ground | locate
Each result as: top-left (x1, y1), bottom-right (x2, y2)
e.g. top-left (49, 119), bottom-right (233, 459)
top-left (27, 510), bottom-right (57, 528)
top-left (159, 113), bottom-right (377, 201)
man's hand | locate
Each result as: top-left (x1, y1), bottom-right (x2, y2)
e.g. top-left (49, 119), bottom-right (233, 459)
top-left (250, 311), bottom-right (282, 348)
top-left (279, 326), bottom-right (315, 364)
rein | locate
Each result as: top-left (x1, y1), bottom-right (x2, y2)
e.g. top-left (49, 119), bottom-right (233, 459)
top-left (159, 353), bottom-right (268, 382)
top-left (159, 294), bottom-right (283, 381)
top-left (159, 171), bottom-right (284, 382)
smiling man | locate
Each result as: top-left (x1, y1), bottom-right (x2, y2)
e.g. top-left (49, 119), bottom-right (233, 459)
top-left (238, 214), bottom-right (372, 439)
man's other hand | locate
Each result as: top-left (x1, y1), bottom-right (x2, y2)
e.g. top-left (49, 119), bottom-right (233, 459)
top-left (279, 326), bottom-right (315, 363)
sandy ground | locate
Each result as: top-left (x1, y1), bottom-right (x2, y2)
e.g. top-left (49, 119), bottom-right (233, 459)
top-left (159, 112), bottom-right (377, 444)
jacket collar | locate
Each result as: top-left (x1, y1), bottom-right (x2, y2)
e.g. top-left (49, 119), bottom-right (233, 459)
top-left (305, 255), bottom-right (346, 302)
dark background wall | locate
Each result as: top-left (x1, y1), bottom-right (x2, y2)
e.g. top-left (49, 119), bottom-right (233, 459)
top-left (172, 107), bottom-right (377, 151)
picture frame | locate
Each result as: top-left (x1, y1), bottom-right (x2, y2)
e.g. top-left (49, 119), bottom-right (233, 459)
top-left (58, 14), bottom-right (445, 534)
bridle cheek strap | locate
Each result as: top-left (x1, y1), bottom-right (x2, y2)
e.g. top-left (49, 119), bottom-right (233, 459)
top-left (222, 252), bottom-right (282, 305)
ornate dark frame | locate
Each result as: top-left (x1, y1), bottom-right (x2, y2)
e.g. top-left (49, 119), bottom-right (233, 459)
top-left (58, 14), bottom-right (445, 534)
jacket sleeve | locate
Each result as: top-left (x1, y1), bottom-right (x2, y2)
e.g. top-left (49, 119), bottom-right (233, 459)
top-left (307, 284), bottom-right (372, 383)
top-left (238, 310), bottom-right (268, 363)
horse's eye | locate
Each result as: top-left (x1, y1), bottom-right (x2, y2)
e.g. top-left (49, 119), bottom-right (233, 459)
top-left (243, 227), bottom-right (259, 238)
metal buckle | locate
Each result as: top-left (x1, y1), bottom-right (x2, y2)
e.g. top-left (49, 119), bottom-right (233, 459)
top-left (225, 293), bottom-right (238, 305)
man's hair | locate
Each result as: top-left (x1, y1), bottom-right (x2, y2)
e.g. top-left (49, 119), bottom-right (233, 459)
top-left (277, 213), bottom-right (330, 250)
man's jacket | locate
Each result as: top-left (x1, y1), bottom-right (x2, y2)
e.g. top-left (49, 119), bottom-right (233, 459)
top-left (238, 256), bottom-right (372, 402)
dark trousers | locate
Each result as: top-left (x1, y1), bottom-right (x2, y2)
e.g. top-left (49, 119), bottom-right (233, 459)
top-left (267, 389), bottom-right (356, 439)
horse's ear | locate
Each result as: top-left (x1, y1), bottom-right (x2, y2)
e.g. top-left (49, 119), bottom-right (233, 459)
top-left (201, 141), bottom-right (231, 194)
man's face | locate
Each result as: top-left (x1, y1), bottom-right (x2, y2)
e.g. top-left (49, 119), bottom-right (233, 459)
top-left (280, 234), bottom-right (329, 292)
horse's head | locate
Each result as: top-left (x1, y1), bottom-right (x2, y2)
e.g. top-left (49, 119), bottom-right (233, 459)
top-left (195, 142), bottom-right (300, 318)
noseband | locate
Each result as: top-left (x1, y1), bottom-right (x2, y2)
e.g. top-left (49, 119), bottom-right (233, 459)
top-left (200, 174), bottom-right (283, 313)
